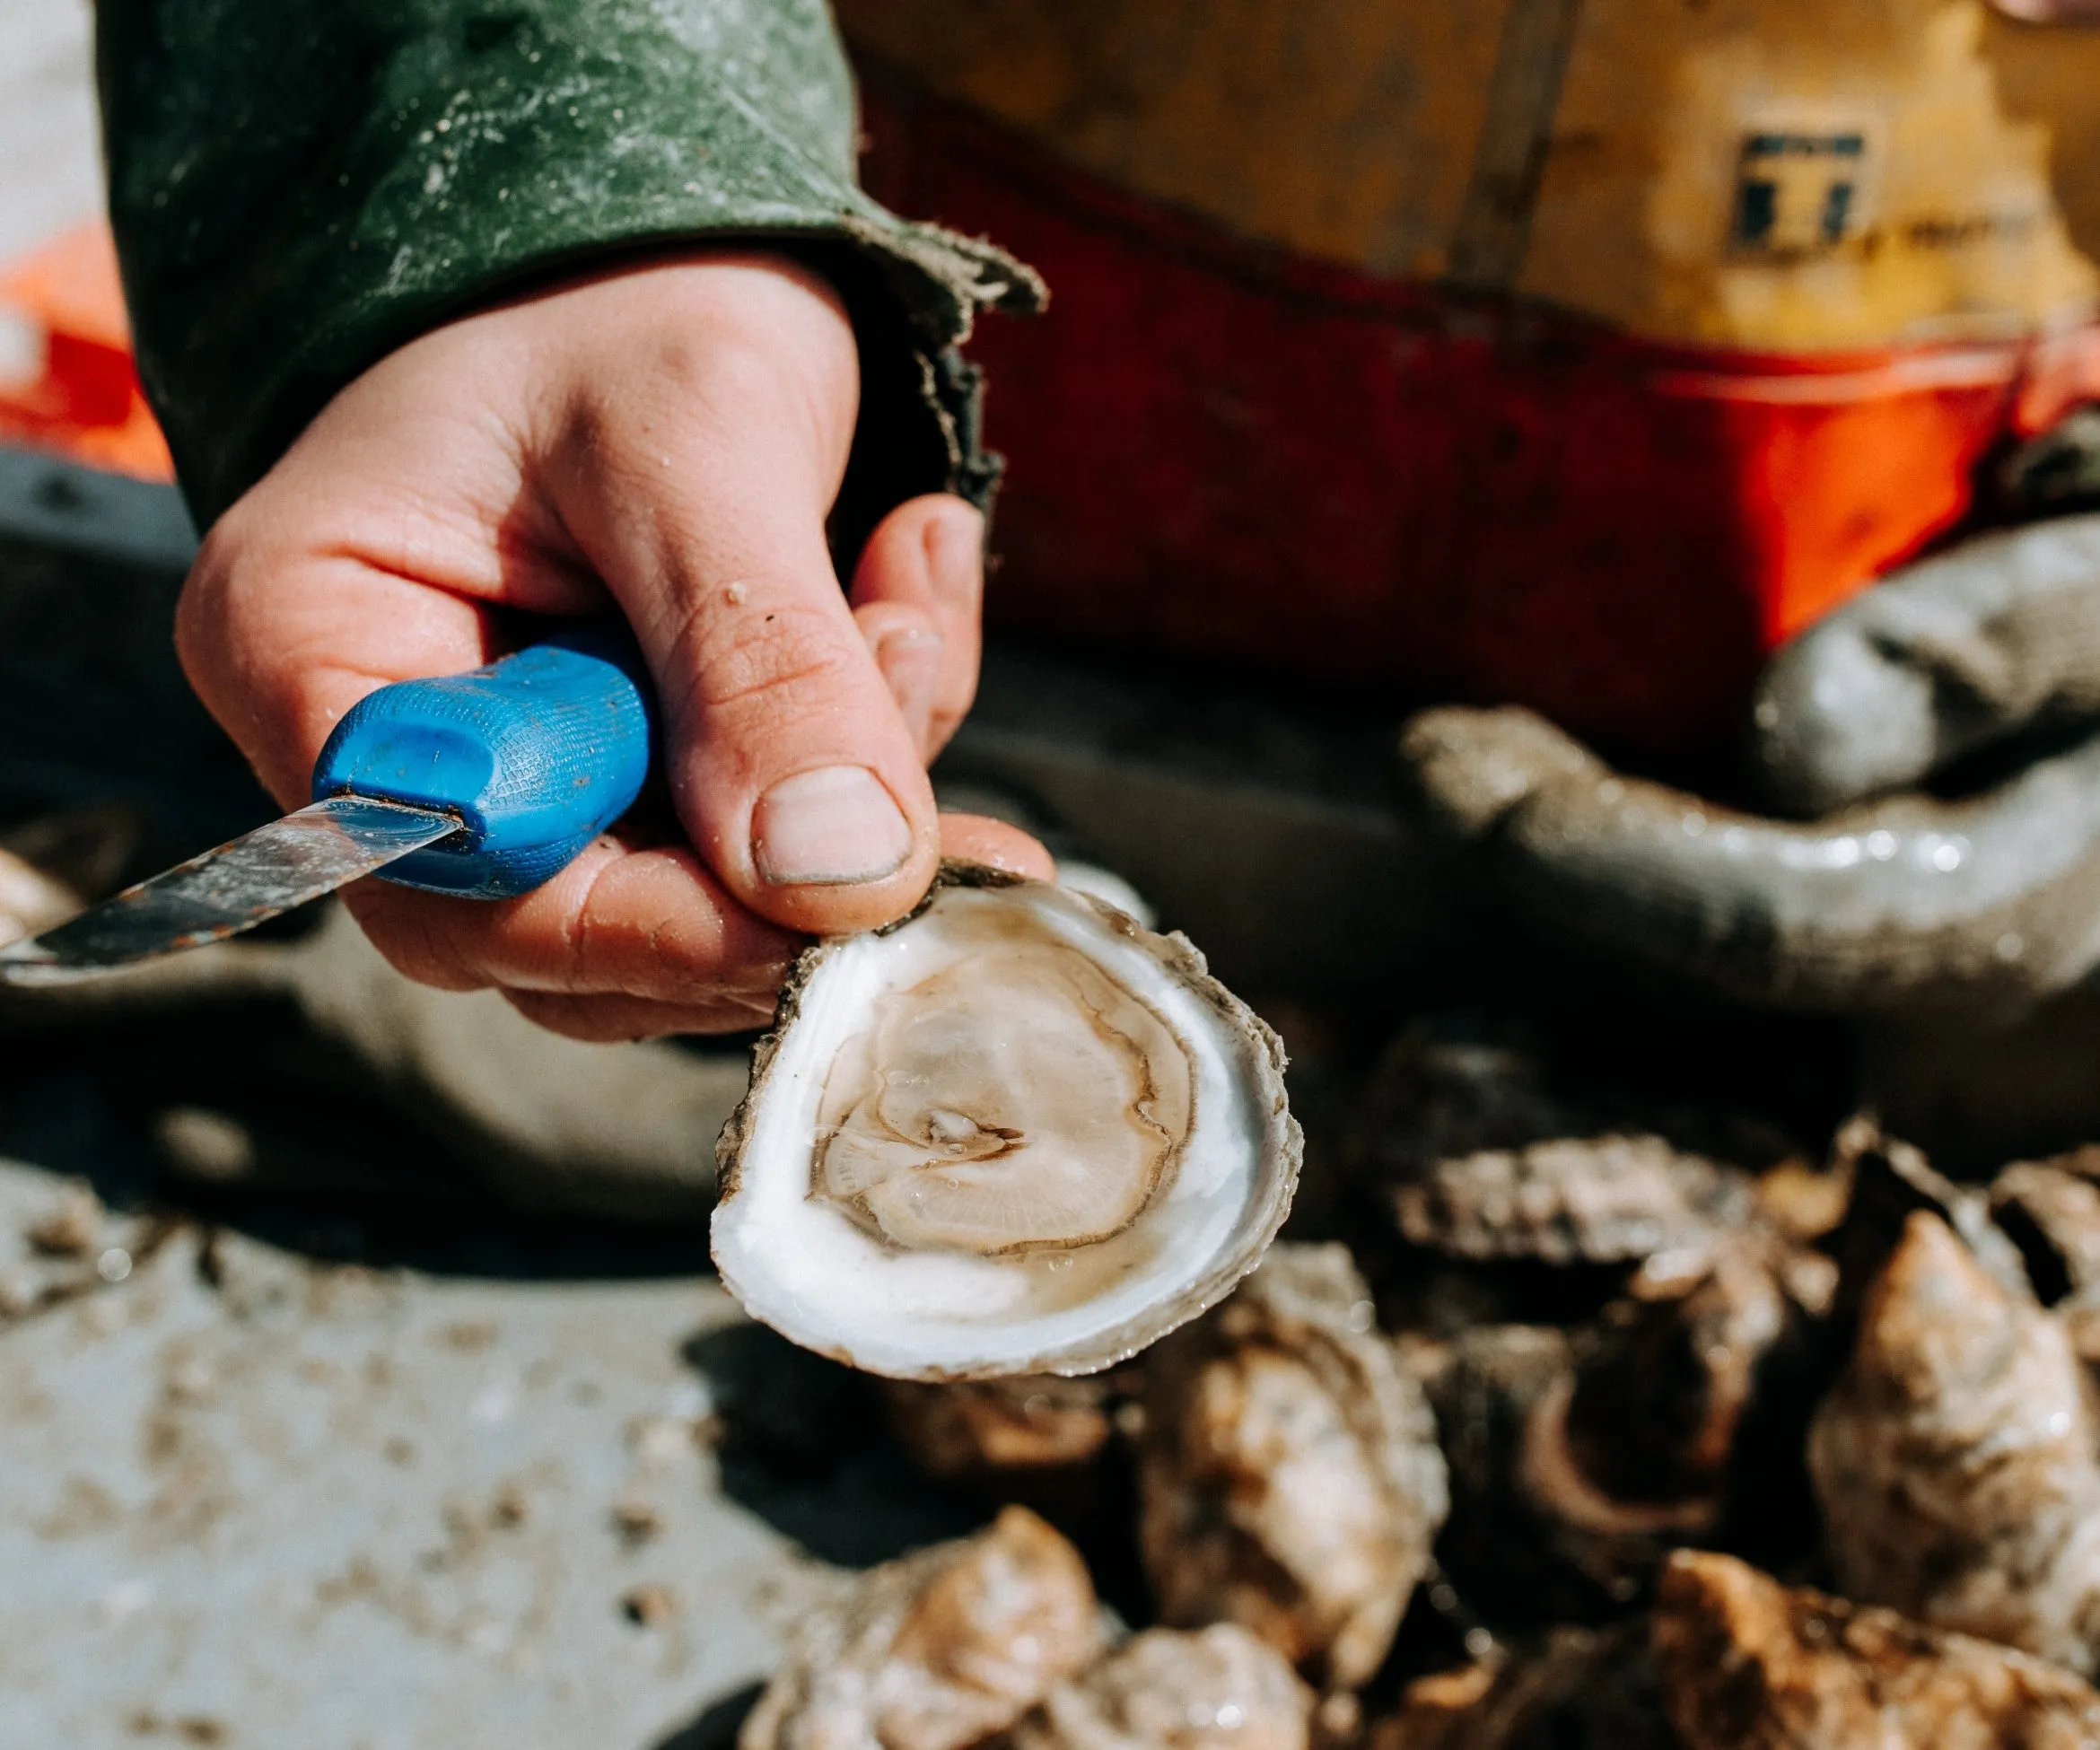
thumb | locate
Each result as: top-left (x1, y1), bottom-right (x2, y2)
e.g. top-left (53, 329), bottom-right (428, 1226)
top-left (546, 261), bottom-right (939, 935)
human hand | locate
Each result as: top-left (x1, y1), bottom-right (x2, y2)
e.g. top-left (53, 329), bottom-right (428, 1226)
top-left (1398, 513), bottom-right (2100, 1015)
top-left (175, 251), bottom-right (1050, 1041)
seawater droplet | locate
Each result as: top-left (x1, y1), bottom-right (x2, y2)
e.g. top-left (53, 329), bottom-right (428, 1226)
top-left (1867, 829), bottom-right (1899, 862)
top-left (1043, 1253), bottom-right (1074, 1273)
top-left (1215, 1704), bottom-right (1247, 1729)
top-left (1996, 932), bottom-right (2026, 963)
top-left (97, 1247), bottom-right (131, 1283)
top-left (1346, 1298), bottom-right (1376, 1334)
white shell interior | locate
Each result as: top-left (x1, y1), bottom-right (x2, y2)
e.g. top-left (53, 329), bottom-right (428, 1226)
top-left (712, 882), bottom-right (1289, 1378)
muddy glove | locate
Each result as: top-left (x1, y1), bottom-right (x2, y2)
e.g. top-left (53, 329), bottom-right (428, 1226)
top-left (1400, 513), bottom-right (2100, 1017)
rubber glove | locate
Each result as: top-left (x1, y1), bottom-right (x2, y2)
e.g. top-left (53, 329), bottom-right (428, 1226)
top-left (1400, 512), bottom-right (2100, 1016)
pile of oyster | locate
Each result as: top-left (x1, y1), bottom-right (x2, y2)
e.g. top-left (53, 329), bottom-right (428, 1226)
top-left (713, 876), bottom-right (2100, 1747)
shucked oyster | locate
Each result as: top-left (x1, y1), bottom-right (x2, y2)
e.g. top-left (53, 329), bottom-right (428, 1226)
top-left (714, 870), bottom-right (1299, 1380)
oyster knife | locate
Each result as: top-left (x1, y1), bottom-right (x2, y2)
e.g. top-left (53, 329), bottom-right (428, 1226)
top-left (0, 626), bottom-right (652, 985)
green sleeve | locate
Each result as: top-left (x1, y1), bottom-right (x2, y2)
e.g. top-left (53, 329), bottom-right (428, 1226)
top-left (95, 0), bottom-right (1041, 534)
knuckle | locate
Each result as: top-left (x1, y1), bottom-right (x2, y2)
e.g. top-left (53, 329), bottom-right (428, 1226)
top-left (683, 599), bottom-right (861, 715)
top-left (350, 895), bottom-right (490, 993)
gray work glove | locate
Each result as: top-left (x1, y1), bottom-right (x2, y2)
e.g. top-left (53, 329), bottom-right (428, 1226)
top-left (1400, 512), bottom-right (2100, 1017)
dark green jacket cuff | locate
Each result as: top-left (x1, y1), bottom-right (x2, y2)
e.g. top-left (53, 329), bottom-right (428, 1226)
top-left (97, 0), bottom-right (1041, 532)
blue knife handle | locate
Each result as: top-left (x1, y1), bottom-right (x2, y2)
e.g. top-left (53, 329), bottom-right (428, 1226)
top-left (311, 623), bottom-right (653, 898)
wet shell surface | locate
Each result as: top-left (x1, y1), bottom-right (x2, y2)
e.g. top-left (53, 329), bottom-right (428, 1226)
top-left (1807, 1211), bottom-right (2100, 1673)
top-left (1653, 1550), bottom-right (2100, 1750)
top-left (739, 1506), bottom-right (1104, 1750)
top-left (1139, 1243), bottom-right (1449, 1687)
top-left (713, 870), bottom-right (1299, 1380)
top-left (1005, 1624), bottom-right (1312, 1750)
top-left (1373, 1623), bottom-right (1668, 1750)
top-left (1393, 1134), bottom-right (1754, 1265)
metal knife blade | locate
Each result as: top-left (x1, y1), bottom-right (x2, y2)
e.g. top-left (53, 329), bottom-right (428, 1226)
top-left (0, 796), bottom-right (462, 985)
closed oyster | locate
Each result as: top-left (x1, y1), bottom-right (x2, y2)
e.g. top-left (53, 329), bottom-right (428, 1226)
top-left (1372, 1624), bottom-right (1670, 1750)
top-left (1392, 1134), bottom-right (1753, 1266)
top-left (1653, 1550), bottom-right (2100, 1750)
top-left (714, 870), bottom-right (1299, 1380)
top-left (1420, 1263), bottom-right (1815, 1631)
top-left (1139, 1244), bottom-right (1448, 1687)
top-left (1005, 1624), bottom-right (1312, 1750)
top-left (1350, 1023), bottom-right (1777, 1268)
top-left (1807, 1212), bottom-right (2100, 1672)
top-left (739, 1506), bottom-right (1104, 1750)
top-left (880, 1373), bottom-right (1122, 1484)
top-left (1824, 1117), bottom-right (2031, 1325)
top-left (1991, 1159), bottom-right (2100, 1305)
top-left (879, 1370), bottom-right (1133, 1531)
top-left (1422, 1326), bottom-right (1619, 1626)
top-left (1563, 1234), bottom-right (1826, 1571)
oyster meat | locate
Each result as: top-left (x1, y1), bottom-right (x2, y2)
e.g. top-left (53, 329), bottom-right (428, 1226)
top-left (715, 871), bottom-right (1299, 1379)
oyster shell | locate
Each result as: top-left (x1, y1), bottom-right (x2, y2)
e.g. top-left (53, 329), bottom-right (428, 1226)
top-left (1807, 1211), bottom-right (2100, 1672)
top-left (1004, 1624), bottom-right (1312, 1750)
top-left (880, 1373), bottom-right (1122, 1484)
top-left (879, 1369), bottom-right (1133, 1533)
top-left (1372, 1624), bottom-right (1669, 1750)
top-left (1653, 1550), bottom-right (2100, 1750)
top-left (1564, 1233), bottom-right (1826, 1570)
top-left (1139, 1244), bottom-right (1448, 1687)
top-left (1991, 1159), bottom-right (2100, 1305)
top-left (1349, 1023), bottom-right (1781, 1269)
top-left (1417, 1263), bottom-right (1816, 1632)
top-left (739, 1506), bottom-right (1104, 1750)
top-left (1824, 1117), bottom-right (2031, 1323)
top-left (714, 870), bottom-right (1299, 1380)
top-left (1392, 1134), bottom-right (1753, 1266)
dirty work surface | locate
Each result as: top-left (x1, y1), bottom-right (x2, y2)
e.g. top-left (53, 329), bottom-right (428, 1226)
top-left (0, 1154), bottom-right (981, 1749)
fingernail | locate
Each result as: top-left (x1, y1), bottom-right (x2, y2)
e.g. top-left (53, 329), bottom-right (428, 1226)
top-left (924, 501), bottom-right (984, 610)
top-left (874, 625), bottom-right (943, 748)
top-left (752, 766), bottom-right (913, 887)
